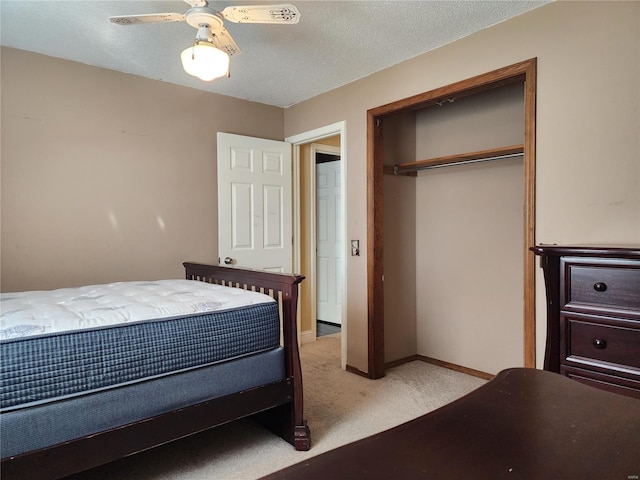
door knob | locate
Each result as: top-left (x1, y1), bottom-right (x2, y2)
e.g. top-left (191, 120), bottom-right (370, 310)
top-left (224, 257), bottom-right (233, 265)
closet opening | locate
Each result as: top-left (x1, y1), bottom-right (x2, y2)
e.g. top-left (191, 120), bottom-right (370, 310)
top-left (366, 59), bottom-right (537, 380)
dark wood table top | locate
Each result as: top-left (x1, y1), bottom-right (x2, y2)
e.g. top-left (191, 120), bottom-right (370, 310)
top-left (261, 368), bottom-right (640, 480)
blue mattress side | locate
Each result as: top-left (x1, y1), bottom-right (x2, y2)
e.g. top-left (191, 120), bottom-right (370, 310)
top-left (0, 347), bottom-right (286, 459)
top-left (0, 302), bottom-right (280, 410)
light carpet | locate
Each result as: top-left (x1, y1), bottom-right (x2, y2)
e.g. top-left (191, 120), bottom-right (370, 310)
top-left (72, 334), bottom-right (486, 479)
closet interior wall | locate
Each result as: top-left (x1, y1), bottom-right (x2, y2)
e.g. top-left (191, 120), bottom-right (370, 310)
top-left (383, 111), bottom-right (418, 362)
top-left (383, 82), bottom-right (525, 375)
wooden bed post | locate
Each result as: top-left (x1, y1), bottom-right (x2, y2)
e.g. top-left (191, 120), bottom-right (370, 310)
top-left (279, 270), bottom-right (311, 450)
top-left (183, 263), bottom-right (310, 450)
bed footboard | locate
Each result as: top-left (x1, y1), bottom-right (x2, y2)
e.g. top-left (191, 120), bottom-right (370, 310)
top-left (183, 262), bottom-right (310, 450)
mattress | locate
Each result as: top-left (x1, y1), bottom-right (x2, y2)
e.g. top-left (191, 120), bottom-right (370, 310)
top-left (0, 279), bottom-right (274, 339)
top-left (0, 279), bottom-right (285, 458)
top-left (1, 280), bottom-right (279, 410)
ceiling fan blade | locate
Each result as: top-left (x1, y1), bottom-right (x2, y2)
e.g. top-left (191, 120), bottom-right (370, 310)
top-left (221, 4), bottom-right (300, 24)
top-left (183, 0), bottom-right (208, 7)
top-left (208, 23), bottom-right (242, 57)
top-left (109, 13), bottom-right (185, 26)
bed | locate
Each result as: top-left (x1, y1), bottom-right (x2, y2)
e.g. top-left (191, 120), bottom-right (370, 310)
top-left (261, 368), bottom-right (640, 480)
top-left (0, 262), bottom-right (309, 480)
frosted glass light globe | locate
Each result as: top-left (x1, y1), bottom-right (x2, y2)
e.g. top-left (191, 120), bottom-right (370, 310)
top-left (181, 43), bottom-right (230, 81)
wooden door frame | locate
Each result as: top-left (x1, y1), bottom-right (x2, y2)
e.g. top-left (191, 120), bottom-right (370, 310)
top-left (366, 59), bottom-right (537, 379)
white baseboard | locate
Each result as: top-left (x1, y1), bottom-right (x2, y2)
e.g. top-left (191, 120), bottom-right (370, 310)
top-left (300, 329), bottom-right (316, 344)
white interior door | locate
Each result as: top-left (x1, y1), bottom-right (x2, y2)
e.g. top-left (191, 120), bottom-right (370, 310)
top-left (217, 132), bottom-right (292, 273)
top-left (316, 156), bottom-right (342, 325)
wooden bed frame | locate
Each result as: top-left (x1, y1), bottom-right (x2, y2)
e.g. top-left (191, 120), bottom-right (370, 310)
top-left (1, 263), bottom-right (309, 480)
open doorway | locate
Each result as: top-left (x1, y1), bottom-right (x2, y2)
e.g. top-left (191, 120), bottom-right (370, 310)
top-left (287, 122), bottom-right (347, 370)
top-left (313, 143), bottom-right (342, 338)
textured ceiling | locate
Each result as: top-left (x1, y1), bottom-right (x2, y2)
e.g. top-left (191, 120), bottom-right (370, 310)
top-left (0, 1), bottom-right (549, 107)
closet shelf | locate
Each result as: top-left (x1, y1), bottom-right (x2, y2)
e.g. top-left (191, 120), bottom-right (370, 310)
top-left (386, 144), bottom-right (524, 176)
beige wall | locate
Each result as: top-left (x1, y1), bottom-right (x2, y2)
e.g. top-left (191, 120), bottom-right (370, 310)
top-left (383, 111), bottom-right (417, 362)
top-left (299, 144), bottom-right (313, 333)
top-left (284, 1), bottom-right (640, 372)
top-left (1, 47), bottom-right (284, 292)
top-left (416, 159), bottom-right (524, 375)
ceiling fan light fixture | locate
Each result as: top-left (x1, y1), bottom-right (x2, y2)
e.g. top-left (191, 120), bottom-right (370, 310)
top-left (181, 42), bottom-right (230, 81)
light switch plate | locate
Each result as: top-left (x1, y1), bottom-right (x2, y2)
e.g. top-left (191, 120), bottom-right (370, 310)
top-left (351, 240), bottom-right (360, 256)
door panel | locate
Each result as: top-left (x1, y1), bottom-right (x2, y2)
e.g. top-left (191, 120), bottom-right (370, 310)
top-left (218, 132), bottom-right (292, 273)
top-left (231, 182), bottom-right (253, 249)
top-left (264, 184), bottom-right (284, 249)
top-left (316, 159), bottom-right (342, 324)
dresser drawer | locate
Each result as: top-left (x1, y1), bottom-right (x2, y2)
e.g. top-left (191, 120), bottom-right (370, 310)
top-left (562, 314), bottom-right (640, 371)
top-left (561, 365), bottom-right (640, 399)
top-left (562, 261), bottom-right (640, 313)
top-left (534, 245), bottom-right (640, 394)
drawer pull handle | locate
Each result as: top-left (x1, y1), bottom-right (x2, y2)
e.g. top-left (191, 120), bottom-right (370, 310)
top-left (593, 282), bottom-right (607, 292)
top-left (593, 338), bottom-right (607, 350)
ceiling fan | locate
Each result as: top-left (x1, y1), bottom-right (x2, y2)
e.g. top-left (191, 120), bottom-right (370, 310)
top-left (109, 1), bottom-right (300, 81)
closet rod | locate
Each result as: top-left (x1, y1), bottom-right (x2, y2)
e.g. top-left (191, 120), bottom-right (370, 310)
top-left (390, 144), bottom-right (525, 176)
top-left (393, 152), bottom-right (524, 175)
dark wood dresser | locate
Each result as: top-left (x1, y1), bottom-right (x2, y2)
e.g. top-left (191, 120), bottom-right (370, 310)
top-left (261, 369), bottom-right (640, 480)
top-left (531, 245), bottom-right (640, 398)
